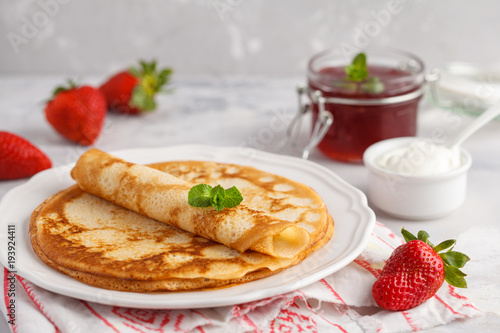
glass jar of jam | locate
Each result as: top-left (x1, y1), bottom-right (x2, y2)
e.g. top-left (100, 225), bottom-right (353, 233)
top-left (301, 48), bottom-right (425, 163)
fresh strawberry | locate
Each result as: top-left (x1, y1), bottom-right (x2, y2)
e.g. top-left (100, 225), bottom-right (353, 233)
top-left (45, 81), bottom-right (107, 145)
top-left (99, 60), bottom-right (172, 115)
top-left (372, 229), bottom-right (469, 311)
top-left (0, 131), bottom-right (52, 180)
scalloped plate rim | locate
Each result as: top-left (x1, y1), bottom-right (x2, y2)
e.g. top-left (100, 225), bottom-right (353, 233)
top-left (0, 145), bottom-right (375, 309)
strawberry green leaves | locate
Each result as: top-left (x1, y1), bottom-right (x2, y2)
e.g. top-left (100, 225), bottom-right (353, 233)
top-left (49, 79), bottom-right (78, 101)
top-left (188, 184), bottom-right (243, 212)
top-left (401, 228), bottom-right (470, 288)
top-left (444, 266), bottom-right (468, 288)
top-left (440, 250), bottom-right (470, 268)
top-left (440, 250), bottom-right (470, 288)
top-left (129, 60), bottom-right (173, 112)
top-left (401, 228), bottom-right (418, 242)
top-left (433, 239), bottom-right (456, 253)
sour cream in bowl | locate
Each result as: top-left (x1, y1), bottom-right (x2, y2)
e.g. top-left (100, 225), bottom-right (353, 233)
top-left (363, 137), bottom-right (472, 220)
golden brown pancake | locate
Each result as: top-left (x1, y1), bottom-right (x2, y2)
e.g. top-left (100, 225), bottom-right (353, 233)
top-left (149, 160), bottom-right (331, 248)
top-left (70, 149), bottom-right (311, 258)
top-left (29, 159), bottom-right (334, 292)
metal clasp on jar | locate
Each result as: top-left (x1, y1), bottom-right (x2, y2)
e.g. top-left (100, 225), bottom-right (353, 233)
top-left (278, 83), bottom-right (425, 159)
top-left (276, 84), bottom-right (333, 159)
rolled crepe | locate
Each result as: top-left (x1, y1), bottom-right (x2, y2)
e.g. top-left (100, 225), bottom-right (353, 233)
top-left (70, 149), bottom-right (310, 258)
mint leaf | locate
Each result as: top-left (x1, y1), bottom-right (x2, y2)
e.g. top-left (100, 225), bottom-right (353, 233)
top-left (188, 184), bottom-right (213, 207)
top-left (223, 186), bottom-right (243, 208)
top-left (210, 185), bottom-right (226, 211)
top-left (343, 53), bottom-right (385, 94)
top-left (332, 80), bottom-right (358, 92)
top-left (345, 53), bottom-right (368, 82)
top-left (188, 183), bottom-right (244, 211)
top-left (360, 76), bottom-right (385, 94)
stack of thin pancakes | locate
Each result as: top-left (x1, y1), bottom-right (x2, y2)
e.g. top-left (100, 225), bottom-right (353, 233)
top-left (30, 149), bottom-right (334, 292)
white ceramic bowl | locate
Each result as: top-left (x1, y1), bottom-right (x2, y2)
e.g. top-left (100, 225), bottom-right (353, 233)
top-left (363, 137), bottom-right (472, 220)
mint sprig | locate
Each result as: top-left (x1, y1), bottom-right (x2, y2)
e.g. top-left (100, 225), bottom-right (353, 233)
top-left (341, 52), bottom-right (385, 94)
top-left (345, 53), bottom-right (369, 82)
top-left (188, 184), bottom-right (243, 211)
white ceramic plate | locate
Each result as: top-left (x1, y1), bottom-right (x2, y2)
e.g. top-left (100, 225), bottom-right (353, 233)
top-left (0, 145), bottom-right (375, 309)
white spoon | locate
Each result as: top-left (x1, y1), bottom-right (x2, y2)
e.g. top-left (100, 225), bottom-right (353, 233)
top-left (447, 104), bottom-right (500, 148)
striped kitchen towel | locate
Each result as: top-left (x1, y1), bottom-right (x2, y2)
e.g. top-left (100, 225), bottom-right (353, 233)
top-left (1, 222), bottom-right (481, 333)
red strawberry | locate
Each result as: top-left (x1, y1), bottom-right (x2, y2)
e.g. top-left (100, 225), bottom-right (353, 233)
top-left (372, 229), bottom-right (469, 311)
top-left (99, 60), bottom-right (173, 115)
top-left (45, 81), bottom-right (107, 145)
top-left (0, 131), bottom-right (52, 180)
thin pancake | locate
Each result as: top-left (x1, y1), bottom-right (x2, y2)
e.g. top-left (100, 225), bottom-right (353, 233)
top-left (149, 160), bottom-right (330, 248)
top-left (71, 149), bottom-right (311, 258)
top-left (30, 195), bottom-right (334, 292)
top-left (30, 160), bottom-right (334, 292)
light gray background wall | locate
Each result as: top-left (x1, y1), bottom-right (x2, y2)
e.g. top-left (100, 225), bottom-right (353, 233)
top-left (1, 0), bottom-right (499, 76)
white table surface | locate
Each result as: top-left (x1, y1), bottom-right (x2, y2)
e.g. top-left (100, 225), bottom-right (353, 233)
top-left (1, 75), bottom-right (499, 332)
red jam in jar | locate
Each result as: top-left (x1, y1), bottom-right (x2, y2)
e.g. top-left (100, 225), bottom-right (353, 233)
top-left (307, 48), bottom-right (425, 162)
